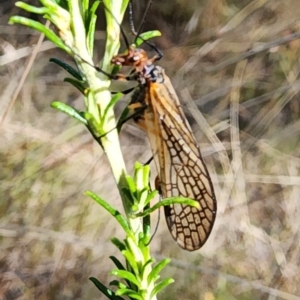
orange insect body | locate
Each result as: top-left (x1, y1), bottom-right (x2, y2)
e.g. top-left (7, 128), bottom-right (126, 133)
top-left (112, 46), bottom-right (217, 251)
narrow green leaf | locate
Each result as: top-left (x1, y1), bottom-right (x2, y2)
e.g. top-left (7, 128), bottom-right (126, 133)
top-left (89, 1), bottom-right (101, 21)
top-left (111, 270), bottom-right (140, 287)
top-left (53, 0), bottom-right (68, 10)
top-left (151, 278), bottom-right (174, 298)
top-left (14, 2), bottom-right (48, 14)
top-left (39, 0), bottom-right (63, 11)
top-left (142, 203), bottom-right (151, 242)
top-left (116, 98), bottom-right (146, 133)
top-left (63, 77), bottom-right (86, 94)
top-left (126, 236), bottom-right (144, 265)
top-left (137, 187), bottom-right (149, 201)
top-left (121, 249), bottom-right (139, 276)
top-left (51, 101), bottom-right (87, 124)
top-left (111, 238), bottom-right (126, 251)
top-left (111, 64), bottom-right (122, 76)
top-left (85, 191), bottom-right (130, 233)
top-left (81, 0), bottom-right (89, 19)
top-left (134, 161), bottom-right (143, 170)
top-left (115, 288), bottom-right (143, 300)
top-left (50, 58), bottom-right (83, 80)
top-left (148, 258), bottom-right (171, 284)
top-left (142, 164), bottom-right (150, 189)
top-left (80, 112), bottom-right (104, 149)
top-left (109, 258), bottom-right (132, 288)
top-left (86, 0), bottom-right (100, 55)
top-left (135, 197), bottom-right (200, 218)
top-left (109, 280), bottom-right (126, 288)
top-left (86, 13), bottom-right (97, 55)
top-left (82, 111), bottom-right (101, 134)
top-left (120, 187), bottom-right (135, 205)
top-left (140, 259), bottom-right (154, 279)
top-left (9, 16), bottom-right (70, 53)
top-left (133, 162), bottom-right (147, 192)
top-left (135, 30), bottom-right (162, 47)
top-left (125, 175), bottom-right (137, 194)
top-left (101, 93), bottom-right (123, 127)
top-left (109, 256), bottom-right (126, 271)
top-left (138, 231), bottom-right (145, 244)
top-left (144, 190), bottom-right (158, 206)
top-left (120, 0), bottom-right (130, 16)
top-left (89, 277), bottom-right (124, 300)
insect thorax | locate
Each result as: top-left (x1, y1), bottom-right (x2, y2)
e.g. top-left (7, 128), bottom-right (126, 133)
top-left (129, 64), bottom-right (165, 123)
top-left (138, 64), bottom-right (165, 84)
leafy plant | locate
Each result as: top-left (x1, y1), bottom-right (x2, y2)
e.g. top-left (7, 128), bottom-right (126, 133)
top-left (9, 1), bottom-right (198, 298)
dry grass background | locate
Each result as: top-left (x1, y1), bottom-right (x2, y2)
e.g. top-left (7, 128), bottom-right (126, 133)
top-left (1, 0), bottom-right (300, 299)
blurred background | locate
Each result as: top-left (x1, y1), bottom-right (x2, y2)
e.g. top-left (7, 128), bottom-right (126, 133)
top-left (1, 0), bottom-right (300, 299)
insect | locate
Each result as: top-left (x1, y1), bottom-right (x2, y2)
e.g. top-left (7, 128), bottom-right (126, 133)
top-left (79, 1), bottom-right (217, 251)
top-left (107, 2), bottom-right (217, 251)
top-left (111, 43), bottom-right (216, 250)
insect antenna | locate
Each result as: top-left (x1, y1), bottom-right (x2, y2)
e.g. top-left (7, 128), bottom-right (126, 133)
top-left (129, 0), bottom-right (163, 62)
top-left (129, 0), bottom-right (153, 37)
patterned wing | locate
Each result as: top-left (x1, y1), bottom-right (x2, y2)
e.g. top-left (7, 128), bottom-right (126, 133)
top-left (142, 70), bottom-right (217, 251)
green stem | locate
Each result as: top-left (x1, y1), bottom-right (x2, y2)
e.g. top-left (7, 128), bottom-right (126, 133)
top-left (72, 0), bottom-right (141, 236)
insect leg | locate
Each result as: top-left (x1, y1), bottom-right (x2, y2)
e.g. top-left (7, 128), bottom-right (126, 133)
top-left (144, 156), bottom-right (154, 165)
top-left (116, 101), bottom-right (147, 132)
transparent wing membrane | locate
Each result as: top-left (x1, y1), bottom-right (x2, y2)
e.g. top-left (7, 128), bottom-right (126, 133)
top-left (129, 69), bottom-right (216, 251)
